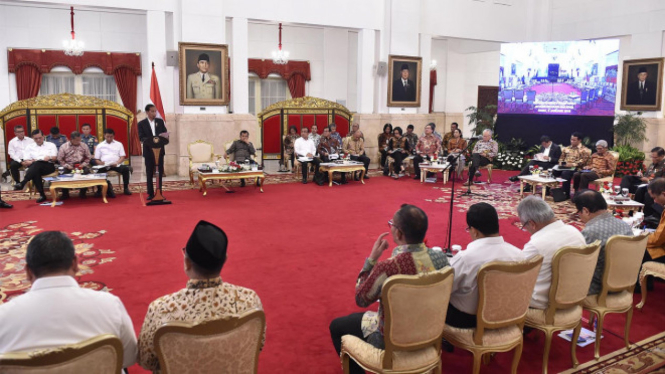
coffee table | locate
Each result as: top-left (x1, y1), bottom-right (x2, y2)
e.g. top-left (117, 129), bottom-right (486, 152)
top-left (603, 195), bottom-right (644, 212)
top-left (319, 161), bottom-right (366, 187)
top-left (48, 174), bottom-right (109, 207)
top-left (419, 163), bottom-right (450, 185)
top-left (518, 175), bottom-right (563, 199)
top-left (198, 170), bottom-right (265, 196)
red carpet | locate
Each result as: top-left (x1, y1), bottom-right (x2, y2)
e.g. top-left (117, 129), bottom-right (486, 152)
top-left (2, 170), bottom-right (664, 373)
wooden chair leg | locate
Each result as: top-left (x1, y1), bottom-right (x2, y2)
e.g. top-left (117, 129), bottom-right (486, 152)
top-left (636, 270), bottom-right (648, 310)
top-left (341, 353), bottom-right (351, 374)
top-left (512, 342), bottom-right (523, 374)
top-left (189, 171), bottom-right (194, 185)
top-left (542, 330), bottom-right (553, 374)
top-left (594, 312), bottom-right (605, 359)
top-left (624, 307), bottom-right (633, 350)
top-left (571, 321), bottom-right (581, 368)
top-left (472, 351), bottom-right (483, 374)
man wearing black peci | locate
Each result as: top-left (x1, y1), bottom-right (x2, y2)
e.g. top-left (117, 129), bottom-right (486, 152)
top-left (626, 66), bottom-right (657, 106)
top-left (509, 135), bottom-right (561, 183)
top-left (138, 104), bottom-right (167, 200)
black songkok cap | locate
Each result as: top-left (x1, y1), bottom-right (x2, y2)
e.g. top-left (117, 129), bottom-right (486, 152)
top-left (185, 220), bottom-right (228, 270)
top-left (198, 53), bottom-right (210, 62)
top-left (401, 63), bottom-right (409, 71)
top-left (638, 66), bottom-right (648, 74)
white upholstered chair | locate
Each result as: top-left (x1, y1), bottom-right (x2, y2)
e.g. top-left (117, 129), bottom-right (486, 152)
top-left (188, 140), bottom-right (222, 185)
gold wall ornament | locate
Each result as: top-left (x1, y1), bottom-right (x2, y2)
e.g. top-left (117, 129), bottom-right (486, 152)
top-left (0, 93), bottom-right (132, 118)
top-left (258, 96), bottom-right (351, 117)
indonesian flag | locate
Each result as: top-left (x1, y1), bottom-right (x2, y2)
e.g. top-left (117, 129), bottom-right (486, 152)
top-left (150, 65), bottom-right (165, 121)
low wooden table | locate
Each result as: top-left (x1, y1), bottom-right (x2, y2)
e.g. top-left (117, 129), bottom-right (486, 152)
top-left (518, 175), bottom-right (562, 199)
top-left (319, 161), bottom-right (366, 187)
top-left (198, 170), bottom-right (265, 196)
top-left (603, 195), bottom-right (644, 212)
top-left (48, 175), bottom-right (108, 207)
top-left (419, 163), bottom-right (450, 185)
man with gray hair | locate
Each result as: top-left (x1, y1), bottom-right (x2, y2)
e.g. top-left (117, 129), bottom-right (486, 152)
top-left (518, 196), bottom-right (586, 308)
top-left (572, 139), bottom-right (616, 193)
top-left (465, 129), bottom-right (498, 186)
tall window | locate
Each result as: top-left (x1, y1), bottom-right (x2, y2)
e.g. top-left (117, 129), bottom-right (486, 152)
top-left (40, 69), bottom-right (121, 104)
top-left (248, 74), bottom-right (290, 115)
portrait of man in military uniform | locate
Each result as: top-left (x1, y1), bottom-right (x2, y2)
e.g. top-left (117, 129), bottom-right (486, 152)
top-left (179, 42), bottom-right (229, 106)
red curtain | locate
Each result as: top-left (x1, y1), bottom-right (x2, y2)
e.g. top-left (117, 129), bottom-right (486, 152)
top-left (114, 67), bottom-right (141, 156)
top-left (429, 69), bottom-right (437, 114)
top-left (8, 49), bottom-right (141, 75)
top-left (15, 64), bottom-right (42, 100)
top-left (287, 74), bottom-right (306, 98)
top-left (248, 59), bottom-right (311, 81)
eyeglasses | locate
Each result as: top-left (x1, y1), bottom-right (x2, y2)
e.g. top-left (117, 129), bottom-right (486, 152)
top-left (388, 220), bottom-right (400, 230)
top-left (520, 220), bottom-right (531, 231)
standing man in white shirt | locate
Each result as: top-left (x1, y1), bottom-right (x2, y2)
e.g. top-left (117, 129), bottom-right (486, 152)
top-left (510, 135), bottom-right (562, 183)
top-left (14, 129), bottom-right (58, 203)
top-left (294, 127), bottom-right (322, 185)
top-left (94, 128), bottom-right (132, 196)
top-left (3, 125), bottom-right (34, 188)
top-left (0, 231), bottom-right (137, 369)
top-left (447, 202), bottom-right (525, 328)
top-left (517, 196), bottom-right (586, 309)
top-left (137, 104), bottom-right (167, 200)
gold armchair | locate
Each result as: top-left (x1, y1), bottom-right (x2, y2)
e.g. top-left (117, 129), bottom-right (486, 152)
top-left (0, 334), bottom-right (123, 374)
top-left (525, 241), bottom-right (601, 374)
top-left (442, 255), bottom-right (543, 374)
top-left (188, 140), bottom-right (222, 185)
top-left (591, 151), bottom-right (619, 189)
top-left (582, 234), bottom-right (648, 359)
top-left (154, 309), bottom-right (265, 374)
top-left (340, 267), bottom-right (454, 374)
top-left (636, 261), bottom-right (665, 310)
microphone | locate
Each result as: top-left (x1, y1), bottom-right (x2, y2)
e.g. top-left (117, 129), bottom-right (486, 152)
top-left (466, 135), bottom-right (483, 140)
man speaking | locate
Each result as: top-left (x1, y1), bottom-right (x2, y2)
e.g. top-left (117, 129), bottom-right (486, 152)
top-left (138, 104), bottom-right (167, 200)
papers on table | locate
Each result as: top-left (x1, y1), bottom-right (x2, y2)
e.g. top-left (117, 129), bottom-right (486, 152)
top-left (553, 165), bottom-right (574, 171)
top-left (558, 327), bottom-right (601, 347)
top-left (297, 157), bottom-right (313, 162)
top-left (328, 154), bottom-right (339, 160)
top-left (638, 183), bottom-right (648, 188)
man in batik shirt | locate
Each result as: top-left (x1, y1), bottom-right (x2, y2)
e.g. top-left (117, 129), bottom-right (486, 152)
top-left (465, 128), bottom-right (498, 186)
top-left (413, 123), bottom-right (442, 179)
top-left (329, 123), bottom-right (343, 145)
top-left (329, 204), bottom-right (449, 374)
top-left (344, 130), bottom-right (371, 180)
top-left (139, 221), bottom-right (264, 373)
top-left (57, 131), bottom-right (92, 199)
top-left (319, 126), bottom-right (346, 184)
top-left (556, 132), bottom-right (592, 199)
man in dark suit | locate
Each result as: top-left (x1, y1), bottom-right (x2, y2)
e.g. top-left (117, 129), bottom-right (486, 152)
top-left (391, 64), bottom-right (416, 102)
top-left (626, 67), bottom-right (657, 106)
top-left (138, 104), bottom-right (167, 199)
top-left (509, 135), bottom-right (561, 182)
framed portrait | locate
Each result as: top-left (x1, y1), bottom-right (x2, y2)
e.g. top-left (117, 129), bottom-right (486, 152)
top-left (387, 55), bottom-right (422, 107)
top-left (178, 42), bottom-right (229, 106)
top-left (620, 57), bottom-right (663, 112)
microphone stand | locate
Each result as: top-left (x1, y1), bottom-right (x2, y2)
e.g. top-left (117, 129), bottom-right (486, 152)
top-left (444, 137), bottom-right (478, 254)
top-left (459, 137), bottom-right (488, 198)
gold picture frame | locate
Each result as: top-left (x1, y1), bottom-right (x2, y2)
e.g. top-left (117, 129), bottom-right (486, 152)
top-left (387, 55), bottom-right (422, 107)
top-left (620, 57), bottom-right (663, 112)
top-left (178, 42), bottom-right (229, 106)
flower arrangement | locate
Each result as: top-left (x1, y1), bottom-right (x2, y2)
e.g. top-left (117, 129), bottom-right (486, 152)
top-left (598, 181), bottom-right (612, 194)
top-left (494, 151), bottom-right (527, 171)
top-left (613, 144), bottom-right (645, 177)
top-left (221, 161), bottom-right (242, 172)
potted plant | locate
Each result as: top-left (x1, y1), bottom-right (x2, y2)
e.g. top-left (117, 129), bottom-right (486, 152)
top-left (465, 105), bottom-right (497, 136)
top-left (611, 112), bottom-right (649, 177)
top-left (612, 144), bottom-right (646, 177)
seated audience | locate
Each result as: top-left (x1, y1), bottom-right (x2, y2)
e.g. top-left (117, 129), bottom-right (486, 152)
top-left (329, 123), bottom-right (343, 145)
top-left (344, 129), bottom-right (371, 180)
top-left (621, 147), bottom-right (665, 217)
top-left (280, 125), bottom-right (299, 172)
top-left (518, 196), bottom-right (586, 309)
top-left (447, 128), bottom-right (467, 181)
top-left (226, 130), bottom-right (256, 187)
top-left (442, 122), bottom-right (459, 146)
top-left (80, 123), bottom-right (99, 155)
top-left (572, 140), bottom-right (615, 193)
top-left (319, 126), bottom-right (346, 184)
top-left (94, 129), bottom-right (132, 196)
top-left (0, 231), bottom-right (137, 369)
top-left (404, 124), bottom-right (419, 152)
top-left (465, 129), bottom-right (498, 186)
top-left (447, 203), bottom-right (524, 327)
top-left (646, 179), bottom-right (665, 265)
top-left (45, 126), bottom-right (67, 151)
top-left (13, 129), bottom-right (58, 204)
top-left (57, 131), bottom-right (92, 199)
top-left (4, 125), bottom-right (34, 188)
top-left (413, 123), bottom-right (442, 180)
top-left (387, 126), bottom-right (410, 178)
top-left (139, 220), bottom-right (264, 372)
top-left (310, 124), bottom-right (321, 148)
top-left (572, 190), bottom-right (633, 295)
top-left (421, 122), bottom-right (442, 142)
top-left (378, 123), bottom-right (393, 169)
top-left (555, 132), bottom-right (592, 200)
top-left (294, 127), bottom-right (322, 185)
top-left (329, 204), bottom-right (449, 374)
top-left (348, 122), bottom-right (364, 140)
top-left (509, 135), bottom-right (561, 182)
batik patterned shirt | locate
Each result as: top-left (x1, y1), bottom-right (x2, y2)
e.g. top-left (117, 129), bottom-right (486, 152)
top-left (309, 133), bottom-right (321, 148)
top-left (560, 144), bottom-right (592, 169)
top-left (442, 131), bottom-right (454, 146)
top-left (318, 135), bottom-right (341, 157)
top-left (356, 243), bottom-right (449, 348)
top-left (331, 132), bottom-right (343, 146)
top-left (344, 137), bottom-right (365, 156)
top-left (405, 133), bottom-right (419, 151)
top-left (388, 136), bottom-right (410, 153)
top-left (415, 135), bottom-right (441, 157)
top-left (645, 159), bottom-right (665, 179)
top-left (283, 134), bottom-right (298, 155)
top-left (57, 141), bottom-right (92, 168)
top-left (472, 139), bottom-right (498, 160)
top-left (581, 212), bottom-right (633, 295)
top-left (378, 133), bottom-right (392, 150)
top-left (587, 152), bottom-right (616, 177)
top-left (138, 277), bottom-right (264, 373)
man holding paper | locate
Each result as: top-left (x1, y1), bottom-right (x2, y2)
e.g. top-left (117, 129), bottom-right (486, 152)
top-left (294, 127), bottom-right (322, 185)
top-left (572, 140), bottom-right (616, 193)
top-left (319, 126), bottom-right (346, 184)
top-left (509, 135), bottom-right (561, 182)
top-left (138, 104), bottom-right (168, 200)
top-left (94, 129), bottom-right (132, 196)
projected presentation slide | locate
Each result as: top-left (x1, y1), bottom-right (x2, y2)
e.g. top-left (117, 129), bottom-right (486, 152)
top-left (499, 40), bottom-right (620, 116)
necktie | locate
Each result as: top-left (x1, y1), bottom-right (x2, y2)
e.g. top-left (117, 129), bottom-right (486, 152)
top-left (202, 74), bottom-right (205, 83)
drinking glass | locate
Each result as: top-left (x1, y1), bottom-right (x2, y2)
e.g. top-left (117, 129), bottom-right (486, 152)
top-left (614, 185), bottom-right (621, 195)
top-left (622, 188), bottom-right (629, 198)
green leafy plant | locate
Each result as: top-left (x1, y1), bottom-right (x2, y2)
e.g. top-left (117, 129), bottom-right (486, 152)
top-left (465, 105), bottom-right (497, 136)
top-left (611, 144), bottom-right (646, 177)
top-left (613, 112), bottom-right (648, 147)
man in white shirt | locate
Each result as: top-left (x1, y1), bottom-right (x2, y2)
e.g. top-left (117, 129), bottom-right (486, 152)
top-left (3, 125), bottom-right (35, 188)
top-left (294, 127), bottom-right (322, 185)
top-left (0, 231), bottom-right (137, 369)
top-left (94, 128), bottom-right (132, 196)
top-left (447, 202), bottom-right (525, 328)
top-left (14, 129), bottom-right (58, 203)
top-left (517, 196), bottom-right (586, 309)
